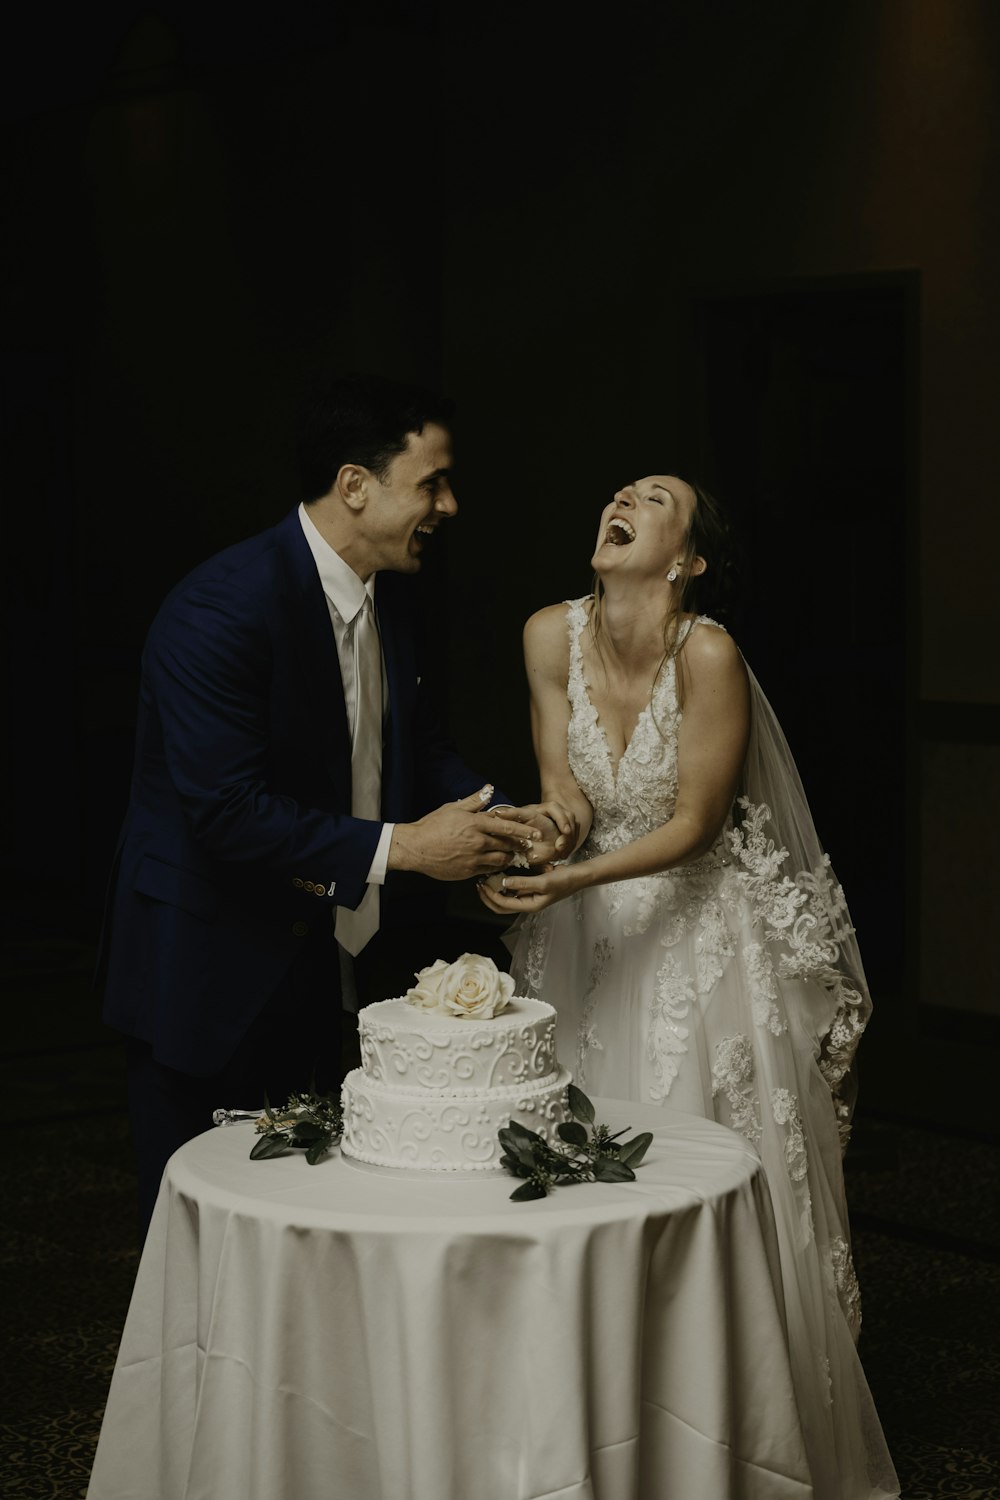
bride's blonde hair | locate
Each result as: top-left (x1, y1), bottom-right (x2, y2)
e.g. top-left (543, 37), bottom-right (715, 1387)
top-left (588, 480), bottom-right (740, 715)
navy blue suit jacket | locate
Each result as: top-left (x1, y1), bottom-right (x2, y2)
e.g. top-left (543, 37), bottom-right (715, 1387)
top-left (100, 508), bottom-right (500, 1076)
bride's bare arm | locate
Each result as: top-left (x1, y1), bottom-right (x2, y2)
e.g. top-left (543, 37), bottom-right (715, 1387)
top-left (476, 606), bottom-right (591, 904)
top-left (520, 604), bottom-right (594, 853)
top-left (481, 623), bottom-right (748, 913)
top-left (497, 603), bottom-right (593, 864)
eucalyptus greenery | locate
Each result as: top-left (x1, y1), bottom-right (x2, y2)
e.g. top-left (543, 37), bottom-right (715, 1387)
top-left (499, 1084), bottom-right (653, 1201)
top-left (249, 1085), bottom-right (343, 1166)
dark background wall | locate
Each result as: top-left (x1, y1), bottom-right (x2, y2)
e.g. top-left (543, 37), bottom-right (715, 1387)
top-left (3, 0), bottom-right (998, 1130)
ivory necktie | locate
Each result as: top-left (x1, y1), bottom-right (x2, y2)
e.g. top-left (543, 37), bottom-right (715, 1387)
top-left (335, 592), bottom-right (382, 956)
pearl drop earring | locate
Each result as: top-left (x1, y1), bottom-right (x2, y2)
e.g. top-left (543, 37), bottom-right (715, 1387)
top-left (667, 568), bottom-right (679, 583)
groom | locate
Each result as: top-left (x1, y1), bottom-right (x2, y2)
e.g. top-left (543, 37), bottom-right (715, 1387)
top-left (98, 371), bottom-right (567, 1236)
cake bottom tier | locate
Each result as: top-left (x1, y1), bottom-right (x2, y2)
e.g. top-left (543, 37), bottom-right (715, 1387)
top-left (340, 1066), bottom-right (572, 1173)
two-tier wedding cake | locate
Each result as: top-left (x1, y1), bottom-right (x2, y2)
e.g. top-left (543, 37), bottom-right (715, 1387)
top-left (340, 954), bottom-right (571, 1173)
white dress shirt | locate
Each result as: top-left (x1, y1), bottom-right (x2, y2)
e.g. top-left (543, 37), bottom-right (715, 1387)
top-left (298, 504), bottom-right (394, 890)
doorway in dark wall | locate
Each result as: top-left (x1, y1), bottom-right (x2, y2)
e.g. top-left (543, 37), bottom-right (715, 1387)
top-left (684, 274), bottom-right (917, 1004)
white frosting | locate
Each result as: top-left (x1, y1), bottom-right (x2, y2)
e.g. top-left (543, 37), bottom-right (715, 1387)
top-left (340, 994), bottom-right (571, 1174)
top-left (358, 995), bottom-right (557, 1091)
top-left (340, 1066), bottom-right (571, 1173)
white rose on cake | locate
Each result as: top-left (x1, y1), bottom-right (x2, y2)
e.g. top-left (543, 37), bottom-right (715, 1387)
top-left (407, 953), bottom-right (515, 1019)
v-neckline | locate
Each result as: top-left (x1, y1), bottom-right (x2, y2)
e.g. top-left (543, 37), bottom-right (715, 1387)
top-left (572, 601), bottom-right (692, 787)
top-left (574, 618), bottom-right (657, 787)
top-left (597, 694), bottom-right (654, 785)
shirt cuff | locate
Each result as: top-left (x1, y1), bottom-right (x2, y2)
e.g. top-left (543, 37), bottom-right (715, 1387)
top-left (367, 823), bottom-right (395, 886)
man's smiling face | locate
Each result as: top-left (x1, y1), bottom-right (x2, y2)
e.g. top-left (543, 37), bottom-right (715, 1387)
top-left (361, 422), bottom-right (458, 576)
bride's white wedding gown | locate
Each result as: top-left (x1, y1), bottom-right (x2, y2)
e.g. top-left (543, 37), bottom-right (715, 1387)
top-left (505, 598), bottom-right (899, 1500)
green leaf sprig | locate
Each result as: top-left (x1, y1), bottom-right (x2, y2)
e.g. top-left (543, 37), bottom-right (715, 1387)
top-left (498, 1084), bottom-right (653, 1201)
top-left (249, 1083), bottom-right (343, 1166)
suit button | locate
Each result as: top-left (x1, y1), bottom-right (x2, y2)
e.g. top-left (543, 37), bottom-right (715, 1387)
top-left (292, 878), bottom-right (304, 888)
top-left (292, 921), bottom-right (309, 937)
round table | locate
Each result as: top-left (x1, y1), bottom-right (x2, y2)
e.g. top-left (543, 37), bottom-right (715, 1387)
top-left (87, 1101), bottom-right (814, 1500)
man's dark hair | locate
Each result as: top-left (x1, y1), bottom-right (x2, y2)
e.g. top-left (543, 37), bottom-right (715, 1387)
top-left (296, 372), bottom-right (456, 502)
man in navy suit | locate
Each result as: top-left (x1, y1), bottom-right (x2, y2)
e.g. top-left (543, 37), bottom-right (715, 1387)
top-left (100, 372), bottom-right (572, 1236)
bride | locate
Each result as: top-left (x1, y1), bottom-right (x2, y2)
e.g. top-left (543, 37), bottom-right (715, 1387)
top-left (479, 473), bottom-right (899, 1500)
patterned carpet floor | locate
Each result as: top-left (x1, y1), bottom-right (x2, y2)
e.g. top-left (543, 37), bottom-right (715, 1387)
top-left (2, 951), bottom-right (999, 1498)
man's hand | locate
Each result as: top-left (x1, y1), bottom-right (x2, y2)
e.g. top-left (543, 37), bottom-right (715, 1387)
top-left (388, 789), bottom-right (543, 882)
top-left (490, 801), bottom-right (579, 864)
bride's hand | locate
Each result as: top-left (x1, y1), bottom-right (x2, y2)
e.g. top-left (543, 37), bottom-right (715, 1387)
top-left (490, 801), bottom-right (578, 862)
top-left (476, 862), bottom-right (576, 914)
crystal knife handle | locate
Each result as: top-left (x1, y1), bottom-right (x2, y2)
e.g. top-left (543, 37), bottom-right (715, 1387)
top-left (212, 1107), bottom-right (264, 1126)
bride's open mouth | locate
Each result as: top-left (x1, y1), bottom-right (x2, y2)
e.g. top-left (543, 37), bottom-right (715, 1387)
top-left (605, 518), bottom-right (636, 546)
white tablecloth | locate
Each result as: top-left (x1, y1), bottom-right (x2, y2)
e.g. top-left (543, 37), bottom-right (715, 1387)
top-left (87, 1101), bottom-right (815, 1500)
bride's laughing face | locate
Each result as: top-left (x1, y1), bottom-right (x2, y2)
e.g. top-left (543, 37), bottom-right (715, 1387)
top-left (592, 474), bottom-right (698, 580)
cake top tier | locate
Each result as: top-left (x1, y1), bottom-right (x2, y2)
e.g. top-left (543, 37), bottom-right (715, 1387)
top-left (358, 995), bottom-right (559, 1093)
top-left (364, 994), bottom-right (553, 1033)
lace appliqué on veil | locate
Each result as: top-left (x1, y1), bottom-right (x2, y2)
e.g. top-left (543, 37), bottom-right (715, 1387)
top-left (819, 1000), bottom-right (869, 1151)
top-left (771, 1088), bottom-right (808, 1181)
top-left (743, 940), bottom-right (786, 1035)
top-left (828, 1235), bottom-right (863, 1338)
top-left (711, 1035), bottom-right (761, 1147)
top-left (577, 936), bottom-right (612, 1084)
top-left (647, 951), bottom-right (694, 1102)
top-left (695, 897), bottom-right (736, 994)
top-left (772, 1086), bottom-right (815, 1244)
top-left (643, 878), bottom-right (739, 1099)
top-left (727, 796), bottom-right (868, 1146)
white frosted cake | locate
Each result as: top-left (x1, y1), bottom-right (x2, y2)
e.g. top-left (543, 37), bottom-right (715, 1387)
top-left (340, 992), bottom-right (572, 1174)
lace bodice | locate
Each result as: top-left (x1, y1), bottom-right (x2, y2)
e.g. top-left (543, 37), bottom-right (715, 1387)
top-left (565, 597), bottom-right (721, 856)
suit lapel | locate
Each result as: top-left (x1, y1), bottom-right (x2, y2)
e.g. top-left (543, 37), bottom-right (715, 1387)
top-left (274, 509), bottom-right (352, 783)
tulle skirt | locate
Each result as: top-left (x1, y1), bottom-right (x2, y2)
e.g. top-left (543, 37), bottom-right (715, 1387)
top-left (506, 860), bottom-right (900, 1500)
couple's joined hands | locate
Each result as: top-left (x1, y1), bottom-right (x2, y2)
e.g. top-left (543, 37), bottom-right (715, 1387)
top-left (489, 801), bottom-right (578, 866)
top-left (476, 800), bottom-right (582, 916)
top-left (387, 789), bottom-right (577, 883)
